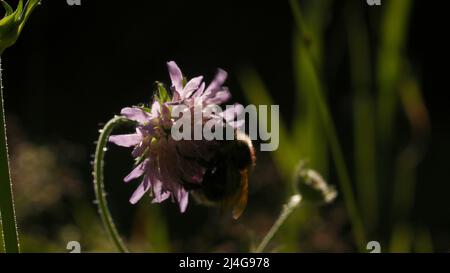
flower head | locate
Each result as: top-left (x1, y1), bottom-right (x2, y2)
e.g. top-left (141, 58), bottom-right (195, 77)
top-left (167, 61), bottom-right (231, 106)
top-left (109, 61), bottom-right (244, 213)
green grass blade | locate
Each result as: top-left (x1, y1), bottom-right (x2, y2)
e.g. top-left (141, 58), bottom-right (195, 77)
top-left (377, 0), bottom-right (412, 141)
top-left (237, 68), bottom-right (296, 181)
top-left (284, 0), bottom-right (332, 252)
top-left (289, 0), bottom-right (365, 250)
top-left (346, 4), bottom-right (378, 233)
top-left (291, 0), bottom-right (331, 175)
top-left (389, 76), bottom-right (430, 252)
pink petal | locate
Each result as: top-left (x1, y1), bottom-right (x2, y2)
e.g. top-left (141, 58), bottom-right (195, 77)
top-left (191, 82), bottom-right (205, 98)
top-left (109, 134), bottom-right (141, 147)
top-left (229, 119), bottom-right (245, 129)
top-left (131, 143), bottom-right (146, 157)
top-left (220, 103), bottom-right (244, 122)
top-left (176, 187), bottom-right (189, 213)
top-left (121, 107), bottom-right (150, 124)
top-left (203, 68), bottom-right (227, 97)
top-left (205, 89), bottom-right (231, 105)
top-left (150, 100), bottom-right (161, 117)
top-left (167, 61), bottom-right (184, 93)
top-left (183, 76), bottom-right (204, 98)
top-left (124, 159), bottom-right (148, 183)
top-left (151, 179), bottom-right (171, 203)
top-left (129, 176), bottom-right (151, 204)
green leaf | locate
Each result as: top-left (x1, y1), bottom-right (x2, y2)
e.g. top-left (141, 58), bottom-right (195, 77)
top-left (1, 1), bottom-right (13, 16)
top-left (14, 0), bottom-right (23, 21)
top-left (18, 0), bottom-right (40, 33)
top-left (156, 81), bottom-right (170, 103)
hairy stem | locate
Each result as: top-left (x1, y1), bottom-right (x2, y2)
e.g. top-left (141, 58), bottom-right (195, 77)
top-left (0, 57), bottom-right (20, 253)
top-left (93, 115), bottom-right (134, 253)
top-left (255, 194), bottom-right (302, 253)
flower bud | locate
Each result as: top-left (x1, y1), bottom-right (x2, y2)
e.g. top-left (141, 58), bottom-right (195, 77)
top-left (0, 0), bottom-right (40, 54)
top-left (295, 164), bottom-right (337, 205)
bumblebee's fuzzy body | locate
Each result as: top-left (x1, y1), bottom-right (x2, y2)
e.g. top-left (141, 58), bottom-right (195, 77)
top-left (192, 131), bottom-right (255, 219)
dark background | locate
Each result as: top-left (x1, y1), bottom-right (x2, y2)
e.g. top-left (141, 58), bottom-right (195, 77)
top-left (2, 0), bottom-right (449, 251)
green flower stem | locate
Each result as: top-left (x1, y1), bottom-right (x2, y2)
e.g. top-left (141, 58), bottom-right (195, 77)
top-left (93, 115), bottom-right (134, 253)
top-left (0, 57), bottom-right (20, 253)
top-left (347, 5), bottom-right (378, 233)
top-left (255, 194), bottom-right (302, 253)
top-left (289, 0), bottom-right (366, 251)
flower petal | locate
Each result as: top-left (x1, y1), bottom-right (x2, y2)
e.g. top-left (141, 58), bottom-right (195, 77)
top-left (176, 187), bottom-right (189, 213)
top-left (220, 103), bottom-right (244, 122)
top-left (121, 107), bottom-right (150, 124)
top-left (124, 159), bottom-right (148, 183)
top-left (129, 176), bottom-right (151, 204)
top-left (151, 179), bottom-right (171, 203)
top-left (150, 100), bottom-right (161, 117)
top-left (229, 119), bottom-right (245, 129)
top-left (167, 61), bottom-right (184, 93)
top-left (131, 143), bottom-right (146, 158)
top-left (183, 76), bottom-right (204, 98)
top-left (203, 68), bottom-right (228, 97)
top-left (205, 89), bottom-right (231, 105)
top-left (109, 134), bottom-right (141, 147)
top-left (191, 82), bottom-right (205, 98)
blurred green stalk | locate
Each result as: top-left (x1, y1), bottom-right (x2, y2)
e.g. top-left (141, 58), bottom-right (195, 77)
top-left (288, 0), bottom-right (331, 252)
top-left (377, 0), bottom-right (414, 252)
top-left (238, 69), bottom-right (296, 181)
top-left (0, 57), bottom-right (20, 253)
top-left (133, 204), bottom-right (171, 252)
top-left (0, 0), bottom-right (41, 253)
top-left (390, 76), bottom-right (429, 252)
top-left (255, 194), bottom-right (302, 253)
top-left (377, 0), bottom-right (412, 142)
top-left (289, 0), bottom-right (365, 250)
top-left (292, 8), bottom-right (329, 181)
top-left (346, 5), bottom-right (378, 234)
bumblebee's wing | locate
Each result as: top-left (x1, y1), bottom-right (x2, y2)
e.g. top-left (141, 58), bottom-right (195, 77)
top-left (231, 168), bottom-right (249, 219)
top-left (219, 166), bottom-right (249, 220)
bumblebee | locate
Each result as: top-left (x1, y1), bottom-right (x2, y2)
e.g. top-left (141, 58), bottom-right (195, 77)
top-left (184, 131), bottom-right (255, 219)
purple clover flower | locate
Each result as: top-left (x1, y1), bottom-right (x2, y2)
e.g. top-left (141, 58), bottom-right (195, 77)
top-left (109, 61), bottom-right (243, 213)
